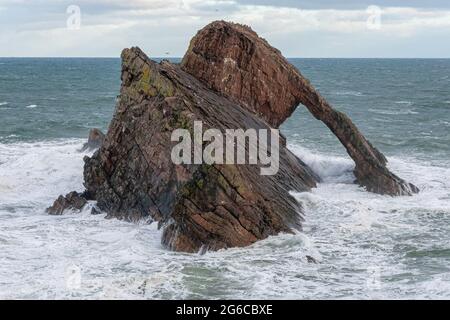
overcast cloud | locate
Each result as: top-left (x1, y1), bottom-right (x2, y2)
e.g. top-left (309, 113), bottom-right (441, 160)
top-left (0, 0), bottom-right (449, 57)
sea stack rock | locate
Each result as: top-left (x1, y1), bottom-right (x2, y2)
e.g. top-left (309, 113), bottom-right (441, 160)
top-left (49, 21), bottom-right (419, 252)
top-left (81, 128), bottom-right (105, 151)
top-left (82, 47), bottom-right (319, 252)
top-left (181, 21), bottom-right (418, 196)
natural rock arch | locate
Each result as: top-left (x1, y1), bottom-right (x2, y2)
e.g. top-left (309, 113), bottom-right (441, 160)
top-left (181, 21), bottom-right (418, 196)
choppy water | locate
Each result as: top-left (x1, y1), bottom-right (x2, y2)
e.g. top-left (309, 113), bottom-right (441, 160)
top-left (0, 58), bottom-right (449, 299)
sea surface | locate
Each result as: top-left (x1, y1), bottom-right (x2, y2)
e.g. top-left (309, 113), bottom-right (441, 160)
top-left (0, 58), bottom-right (449, 299)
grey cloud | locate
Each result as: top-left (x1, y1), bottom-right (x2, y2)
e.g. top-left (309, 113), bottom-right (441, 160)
top-left (236, 0), bottom-right (450, 9)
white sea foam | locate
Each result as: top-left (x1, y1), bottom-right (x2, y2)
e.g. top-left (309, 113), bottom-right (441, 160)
top-left (0, 140), bottom-right (449, 299)
top-left (0, 139), bottom-right (88, 205)
top-left (0, 102), bottom-right (7, 106)
top-left (368, 108), bottom-right (419, 115)
top-left (25, 104), bottom-right (38, 109)
top-left (395, 100), bottom-right (413, 106)
top-left (334, 90), bottom-right (364, 97)
top-left (289, 147), bottom-right (450, 299)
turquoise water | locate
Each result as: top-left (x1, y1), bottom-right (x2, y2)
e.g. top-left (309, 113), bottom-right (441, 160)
top-left (285, 59), bottom-right (450, 162)
top-left (1, 58), bottom-right (449, 160)
top-left (0, 58), bottom-right (449, 299)
top-left (0, 58), bottom-right (119, 142)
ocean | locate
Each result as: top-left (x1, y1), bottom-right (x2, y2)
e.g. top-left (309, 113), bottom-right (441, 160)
top-left (0, 58), bottom-right (449, 299)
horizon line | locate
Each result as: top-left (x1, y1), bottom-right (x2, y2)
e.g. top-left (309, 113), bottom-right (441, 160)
top-left (1, 56), bottom-right (450, 59)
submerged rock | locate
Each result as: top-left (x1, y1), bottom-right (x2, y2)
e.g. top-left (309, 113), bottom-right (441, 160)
top-left (181, 21), bottom-right (418, 196)
top-left (81, 128), bottom-right (105, 152)
top-left (82, 47), bottom-right (318, 252)
top-left (46, 191), bottom-right (87, 215)
top-left (306, 255), bottom-right (318, 264)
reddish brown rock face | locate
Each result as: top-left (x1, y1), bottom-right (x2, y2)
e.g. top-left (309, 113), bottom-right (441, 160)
top-left (181, 21), bottom-right (297, 128)
top-left (182, 21), bottom-right (418, 196)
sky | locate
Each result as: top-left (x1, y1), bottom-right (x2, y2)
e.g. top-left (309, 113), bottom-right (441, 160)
top-left (0, 0), bottom-right (449, 58)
